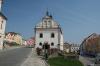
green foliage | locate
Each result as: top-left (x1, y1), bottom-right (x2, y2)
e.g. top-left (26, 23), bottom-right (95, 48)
top-left (48, 56), bottom-right (83, 66)
top-left (11, 42), bottom-right (20, 46)
top-left (4, 41), bottom-right (20, 46)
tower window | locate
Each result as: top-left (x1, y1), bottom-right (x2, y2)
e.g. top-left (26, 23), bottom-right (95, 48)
top-left (39, 42), bottom-right (42, 46)
top-left (51, 33), bottom-right (55, 38)
top-left (44, 21), bottom-right (47, 23)
top-left (51, 42), bottom-right (54, 46)
top-left (40, 33), bottom-right (43, 38)
top-left (48, 20), bottom-right (51, 23)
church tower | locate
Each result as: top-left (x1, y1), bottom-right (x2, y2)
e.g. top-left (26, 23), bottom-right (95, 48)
top-left (0, 0), bottom-right (7, 50)
top-left (35, 11), bottom-right (64, 50)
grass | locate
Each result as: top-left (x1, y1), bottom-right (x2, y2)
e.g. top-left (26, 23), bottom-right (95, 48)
top-left (47, 56), bottom-right (83, 66)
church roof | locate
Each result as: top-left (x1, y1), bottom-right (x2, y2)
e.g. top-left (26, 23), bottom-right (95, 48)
top-left (0, 12), bottom-right (7, 20)
top-left (36, 11), bottom-right (60, 29)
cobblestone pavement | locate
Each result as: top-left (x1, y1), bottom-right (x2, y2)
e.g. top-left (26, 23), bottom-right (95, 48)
top-left (21, 48), bottom-right (47, 66)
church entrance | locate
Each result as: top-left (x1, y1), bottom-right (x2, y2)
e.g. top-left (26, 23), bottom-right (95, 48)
top-left (42, 42), bottom-right (50, 60)
top-left (42, 42), bottom-right (50, 50)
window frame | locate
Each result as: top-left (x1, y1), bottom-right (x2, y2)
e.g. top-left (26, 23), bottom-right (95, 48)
top-left (39, 33), bottom-right (43, 38)
top-left (39, 42), bottom-right (42, 46)
top-left (51, 42), bottom-right (54, 46)
top-left (51, 33), bottom-right (55, 38)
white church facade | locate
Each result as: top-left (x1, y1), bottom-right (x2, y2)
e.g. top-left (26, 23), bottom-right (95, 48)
top-left (0, 0), bottom-right (7, 49)
top-left (35, 11), bottom-right (64, 50)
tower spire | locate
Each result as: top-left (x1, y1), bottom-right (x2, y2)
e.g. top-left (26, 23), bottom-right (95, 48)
top-left (46, 10), bottom-right (49, 16)
top-left (0, 0), bottom-right (3, 12)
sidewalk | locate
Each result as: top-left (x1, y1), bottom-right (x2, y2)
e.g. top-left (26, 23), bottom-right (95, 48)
top-left (21, 48), bottom-right (47, 66)
top-left (79, 55), bottom-right (94, 66)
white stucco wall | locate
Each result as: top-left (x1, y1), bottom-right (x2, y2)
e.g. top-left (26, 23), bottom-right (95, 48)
top-left (0, 17), bottom-right (6, 34)
top-left (60, 34), bottom-right (64, 50)
top-left (0, 16), bottom-right (6, 49)
top-left (35, 29), bottom-right (59, 49)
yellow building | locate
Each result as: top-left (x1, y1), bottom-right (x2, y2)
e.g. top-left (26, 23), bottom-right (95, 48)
top-left (14, 34), bottom-right (22, 45)
top-left (5, 32), bottom-right (23, 45)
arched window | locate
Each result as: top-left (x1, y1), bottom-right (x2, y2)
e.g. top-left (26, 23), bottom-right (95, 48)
top-left (0, 36), bottom-right (1, 38)
top-left (51, 33), bottom-right (55, 38)
top-left (40, 33), bottom-right (43, 38)
top-left (39, 42), bottom-right (42, 46)
top-left (51, 42), bottom-right (54, 46)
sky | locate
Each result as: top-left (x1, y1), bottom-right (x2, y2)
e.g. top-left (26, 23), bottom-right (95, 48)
top-left (2, 0), bottom-right (100, 44)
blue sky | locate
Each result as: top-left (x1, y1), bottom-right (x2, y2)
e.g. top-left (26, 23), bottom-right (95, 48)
top-left (2, 0), bottom-right (100, 44)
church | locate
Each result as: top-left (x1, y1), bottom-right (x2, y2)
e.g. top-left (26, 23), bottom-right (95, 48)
top-left (34, 11), bottom-right (64, 50)
top-left (0, 0), bottom-right (7, 49)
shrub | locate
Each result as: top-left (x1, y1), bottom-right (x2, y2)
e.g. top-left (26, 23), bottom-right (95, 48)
top-left (36, 47), bottom-right (42, 55)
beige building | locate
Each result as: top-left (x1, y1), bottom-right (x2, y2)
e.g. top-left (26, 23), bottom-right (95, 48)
top-left (63, 42), bottom-right (80, 53)
top-left (5, 32), bottom-right (23, 45)
top-left (63, 42), bottom-right (71, 53)
top-left (70, 44), bottom-right (80, 53)
top-left (0, 0), bottom-right (7, 49)
top-left (14, 34), bottom-right (23, 45)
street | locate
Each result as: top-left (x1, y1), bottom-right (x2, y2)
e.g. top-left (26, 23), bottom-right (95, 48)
top-left (0, 47), bottom-right (32, 66)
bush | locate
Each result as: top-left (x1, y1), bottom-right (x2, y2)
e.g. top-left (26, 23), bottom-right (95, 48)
top-left (36, 47), bottom-right (42, 55)
top-left (50, 48), bottom-right (58, 55)
top-left (4, 41), bottom-right (20, 46)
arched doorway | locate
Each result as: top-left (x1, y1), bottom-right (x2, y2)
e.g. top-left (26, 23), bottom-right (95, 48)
top-left (42, 42), bottom-right (50, 60)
